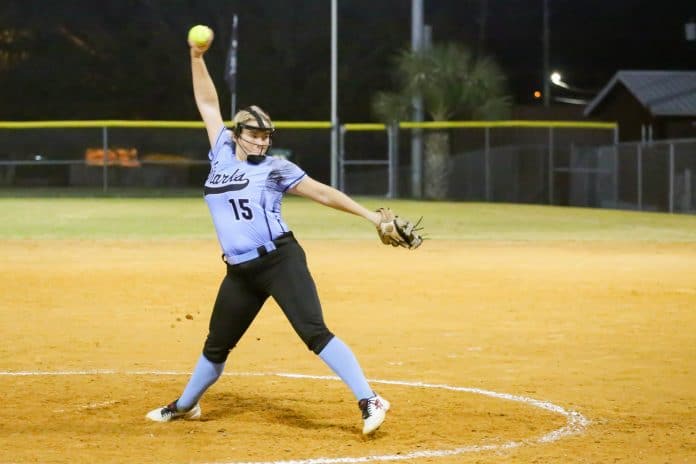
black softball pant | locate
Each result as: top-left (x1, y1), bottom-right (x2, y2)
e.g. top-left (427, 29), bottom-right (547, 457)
top-left (202, 235), bottom-right (334, 364)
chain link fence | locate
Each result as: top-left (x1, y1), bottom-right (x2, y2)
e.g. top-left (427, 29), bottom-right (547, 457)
top-left (2, 121), bottom-right (693, 214)
top-left (0, 122), bottom-right (331, 192)
top-left (339, 123), bottom-right (695, 214)
top-left (444, 136), bottom-right (695, 213)
top-left (339, 122), bottom-right (619, 202)
top-left (569, 139), bottom-right (696, 213)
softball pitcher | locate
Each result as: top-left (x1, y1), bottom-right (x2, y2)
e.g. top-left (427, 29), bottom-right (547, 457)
top-left (145, 26), bottom-right (422, 435)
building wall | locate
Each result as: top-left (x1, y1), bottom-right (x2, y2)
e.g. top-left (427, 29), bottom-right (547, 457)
top-left (662, 118), bottom-right (696, 139)
top-left (586, 84), bottom-right (696, 142)
top-left (585, 86), bottom-right (654, 142)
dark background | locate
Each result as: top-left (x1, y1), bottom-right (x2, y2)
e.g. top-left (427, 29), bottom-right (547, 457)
top-left (1, 0), bottom-right (694, 122)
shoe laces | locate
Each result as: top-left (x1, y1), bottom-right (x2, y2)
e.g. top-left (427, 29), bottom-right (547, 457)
top-left (358, 396), bottom-right (383, 420)
top-left (160, 401), bottom-right (178, 418)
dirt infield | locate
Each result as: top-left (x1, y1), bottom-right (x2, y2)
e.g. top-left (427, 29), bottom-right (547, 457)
top-left (1, 239), bottom-right (694, 463)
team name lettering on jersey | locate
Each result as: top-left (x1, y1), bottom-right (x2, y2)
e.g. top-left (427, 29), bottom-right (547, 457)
top-left (207, 168), bottom-right (249, 190)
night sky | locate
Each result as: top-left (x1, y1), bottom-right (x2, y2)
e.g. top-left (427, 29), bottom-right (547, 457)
top-left (0, 0), bottom-right (694, 120)
top-left (427, 0), bottom-right (695, 102)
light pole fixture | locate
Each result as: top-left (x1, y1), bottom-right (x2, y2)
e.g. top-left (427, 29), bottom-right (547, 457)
top-left (550, 71), bottom-right (567, 89)
top-left (549, 71), bottom-right (597, 104)
top-left (550, 71), bottom-right (595, 94)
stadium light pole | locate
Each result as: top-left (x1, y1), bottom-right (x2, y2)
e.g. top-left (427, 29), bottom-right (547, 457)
top-left (411, 0), bottom-right (424, 198)
top-left (542, 0), bottom-right (550, 107)
top-left (330, 0), bottom-right (338, 188)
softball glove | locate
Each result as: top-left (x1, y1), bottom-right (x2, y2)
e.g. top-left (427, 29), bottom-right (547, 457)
top-left (375, 207), bottom-right (424, 250)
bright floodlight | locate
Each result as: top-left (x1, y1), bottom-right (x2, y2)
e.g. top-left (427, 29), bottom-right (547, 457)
top-left (550, 71), bottom-right (562, 85)
top-left (550, 71), bottom-right (570, 89)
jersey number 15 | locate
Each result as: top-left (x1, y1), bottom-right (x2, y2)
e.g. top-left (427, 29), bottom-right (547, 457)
top-left (228, 198), bottom-right (253, 220)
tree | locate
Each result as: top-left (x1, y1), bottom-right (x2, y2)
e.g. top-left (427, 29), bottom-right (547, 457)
top-left (372, 42), bottom-right (511, 199)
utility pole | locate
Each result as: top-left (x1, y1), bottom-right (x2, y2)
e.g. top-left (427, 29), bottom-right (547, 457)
top-left (330, 0), bottom-right (338, 187)
top-left (478, 0), bottom-right (488, 56)
top-left (543, 0), bottom-right (550, 107)
top-left (411, 0), bottom-right (424, 198)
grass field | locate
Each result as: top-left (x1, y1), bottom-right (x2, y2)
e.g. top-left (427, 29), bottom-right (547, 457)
top-left (2, 196), bottom-right (696, 241)
top-left (1, 196), bottom-right (695, 463)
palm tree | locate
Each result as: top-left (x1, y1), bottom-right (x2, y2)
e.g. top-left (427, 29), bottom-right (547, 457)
top-left (372, 43), bottom-right (511, 199)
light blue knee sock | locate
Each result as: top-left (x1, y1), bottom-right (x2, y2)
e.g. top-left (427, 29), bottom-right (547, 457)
top-left (318, 337), bottom-right (373, 401)
top-left (176, 354), bottom-right (225, 411)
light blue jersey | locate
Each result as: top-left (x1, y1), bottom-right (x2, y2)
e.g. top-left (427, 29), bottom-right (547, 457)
top-left (204, 128), bottom-right (306, 257)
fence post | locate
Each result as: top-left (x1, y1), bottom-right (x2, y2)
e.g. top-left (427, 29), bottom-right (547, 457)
top-left (484, 126), bottom-right (491, 201)
top-left (612, 144), bottom-right (619, 207)
top-left (684, 169), bottom-right (692, 213)
top-left (637, 143), bottom-right (642, 211)
top-left (102, 126), bottom-right (108, 193)
top-left (387, 121), bottom-right (399, 198)
top-left (548, 127), bottom-right (554, 205)
top-left (411, 126), bottom-right (423, 199)
top-left (669, 142), bottom-right (675, 213)
top-left (613, 126), bottom-right (620, 207)
top-left (338, 125), bottom-right (346, 191)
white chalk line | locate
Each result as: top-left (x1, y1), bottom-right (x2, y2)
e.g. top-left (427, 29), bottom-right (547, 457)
top-left (0, 370), bottom-right (589, 464)
top-left (53, 399), bottom-right (121, 413)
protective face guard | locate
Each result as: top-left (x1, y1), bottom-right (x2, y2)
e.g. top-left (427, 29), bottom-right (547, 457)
top-left (235, 124), bottom-right (274, 163)
top-left (235, 123), bottom-right (274, 137)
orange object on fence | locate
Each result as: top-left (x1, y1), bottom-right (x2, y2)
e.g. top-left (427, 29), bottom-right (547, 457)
top-left (85, 148), bottom-right (140, 167)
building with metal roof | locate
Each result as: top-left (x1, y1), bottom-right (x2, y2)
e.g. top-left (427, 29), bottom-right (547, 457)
top-left (584, 71), bottom-right (696, 141)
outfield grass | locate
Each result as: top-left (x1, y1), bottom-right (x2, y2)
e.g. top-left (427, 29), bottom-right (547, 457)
top-left (1, 196), bottom-right (695, 241)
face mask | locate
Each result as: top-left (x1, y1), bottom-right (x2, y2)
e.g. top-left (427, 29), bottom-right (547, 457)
top-left (235, 128), bottom-right (272, 158)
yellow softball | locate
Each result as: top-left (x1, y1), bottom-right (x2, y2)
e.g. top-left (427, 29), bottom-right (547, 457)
top-left (188, 25), bottom-right (212, 47)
